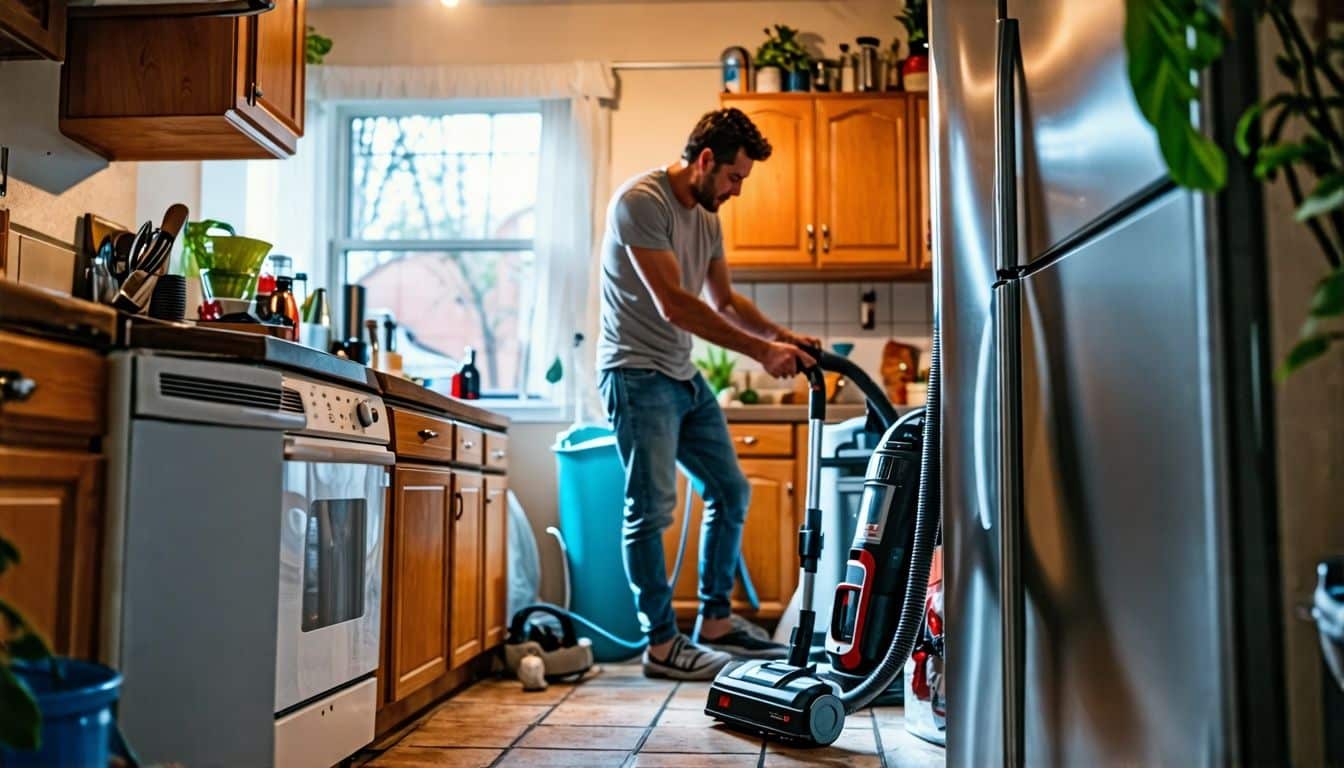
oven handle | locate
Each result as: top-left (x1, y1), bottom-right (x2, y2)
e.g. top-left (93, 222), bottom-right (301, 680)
top-left (283, 435), bottom-right (395, 465)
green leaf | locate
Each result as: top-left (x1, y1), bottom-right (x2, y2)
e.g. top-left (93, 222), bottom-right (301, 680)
top-left (1308, 268), bottom-right (1344, 317)
top-left (0, 665), bottom-right (41, 751)
top-left (544, 357), bottom-right (563, 385)
top-left (6, 631), bottom-right (50, 662)
top-left (1296, 173), bottom-right (1344, 222)
top-left (0, 537), bottom-right (18, 575)
top-left (1277, 334), bottom-right (1332, 381)
top-left (1234, 103), bottom-right (1263, 157)
top-left (1254, 140), bottom-right (1327, 179)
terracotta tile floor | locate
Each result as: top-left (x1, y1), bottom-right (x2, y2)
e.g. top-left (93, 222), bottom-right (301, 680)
top-left (361, 663), bottom-right (945, 768)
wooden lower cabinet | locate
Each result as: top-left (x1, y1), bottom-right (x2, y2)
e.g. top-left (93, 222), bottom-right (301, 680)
top-left (387, 464), bottom-right (452, 702)
top-left (482, 476), bottom-right (508, 649)
top-left (0, 446), bottom-right (102, 659)
top-left (664, 456), bottom-right (798, 620)
top-left (449, 469), bottom-right (483, 669)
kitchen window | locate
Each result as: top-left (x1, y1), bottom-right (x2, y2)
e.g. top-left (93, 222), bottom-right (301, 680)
top-left (335, 104), bottom-right (541, 394)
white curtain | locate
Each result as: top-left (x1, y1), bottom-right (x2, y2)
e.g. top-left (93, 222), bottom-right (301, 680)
top-left (307, 61), bottom-right (614, 414)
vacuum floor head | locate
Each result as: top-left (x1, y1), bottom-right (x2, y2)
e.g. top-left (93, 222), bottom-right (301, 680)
top-left (705, 660), bottom-right (845, 746)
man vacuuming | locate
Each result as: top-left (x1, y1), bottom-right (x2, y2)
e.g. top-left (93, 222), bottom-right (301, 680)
top-left (597, 108), bottom-right (819, 680)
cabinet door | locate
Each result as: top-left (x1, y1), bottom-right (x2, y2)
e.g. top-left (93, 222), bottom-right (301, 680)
top-left (0, 447), bottom-right (101, 659)
top-left (235, 0), bottom-right (304, 151)
top-left (662, 458), bottom-right (797, 619)
top-left (719, 96), bottom-right (815, 268)
top-left (913, 95), bottom-right (932, 269)
top-left (482, 476), bottom-right (508, 649)
top-left (816, 96), bottom-right (912, 267)
top-left (0, 0), bottom-right (65, 60)
top-left (449, 470), bottom-right (483, 669)
top-left (388, 465), bottom-right (451, 702)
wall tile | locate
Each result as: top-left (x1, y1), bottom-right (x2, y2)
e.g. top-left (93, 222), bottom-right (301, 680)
top-left (790, 283), bottom-right (827, 323)
top-left (733, 282), bottom-right (755, 302)
top-left (754, 283), bottom-right (789, 322)
top-left (827, 322), bottom-right (893, 340)
top-left (792, 322), bottom-right (827, 340)
top-left (825, 282), bottom-right (861, 325)
top-left (891, 283), bottom-right (931, 324)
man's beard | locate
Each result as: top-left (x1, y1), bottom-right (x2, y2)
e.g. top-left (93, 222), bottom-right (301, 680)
top-left (692, 171), bottom-right (729, 212)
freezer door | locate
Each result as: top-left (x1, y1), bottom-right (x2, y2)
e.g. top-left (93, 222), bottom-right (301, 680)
top-left (1007, 0), bottom-right (1167, 261)
top-left (931, 0), bottom-right (1005, 765)
top-left (1017, 189), bottom-right (1226, 765)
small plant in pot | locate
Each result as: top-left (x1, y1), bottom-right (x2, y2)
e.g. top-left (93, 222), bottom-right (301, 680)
top-left (695, 345), bottom-right (738, 405)
top-left (0, 535), bottom-right (124, 766)
top-left (756, 25), bottom-right (813, 92)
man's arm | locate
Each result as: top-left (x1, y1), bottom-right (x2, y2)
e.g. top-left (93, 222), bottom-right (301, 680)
top-left (702, 257), bottom-right (822, 349)
top-left (627, 245), bottom-right (814, 377)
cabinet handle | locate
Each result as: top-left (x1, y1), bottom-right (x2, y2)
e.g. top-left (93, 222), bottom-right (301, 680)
top-left (0, 370), bottom-right (37, 403)
top-left (491, 449), bottom-right (507, 459)
top-left (806, 224), bottom-right (816, 255)
top-left (786, 482), bottom-right (794, 496)
top-left (821, 224), bottom-right (831, 253)
top-left (740, 435), bottom-right (758, 446)
top-left (454, 491), bottom-right (464, 520)
top-left (250, 83), bottom-right (265, 104)
top-left (462, 440), bottom-right (476, 450)
top-left (418, 428), bottom-right (439, 441)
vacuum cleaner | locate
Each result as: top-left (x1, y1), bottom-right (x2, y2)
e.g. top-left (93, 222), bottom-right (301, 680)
top-left (706, 336), bottom-right (942, 746)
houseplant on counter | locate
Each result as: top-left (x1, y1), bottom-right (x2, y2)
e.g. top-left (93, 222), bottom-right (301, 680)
top-left (0, 535), bottom-right (123, 766)
top-left (756, 25), bottom-right (812, 92)
top-left (695, 345), bottom-right (738, 406)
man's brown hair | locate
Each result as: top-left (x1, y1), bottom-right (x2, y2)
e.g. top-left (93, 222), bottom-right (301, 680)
top-left (681, 108), bottom-right (773, 166)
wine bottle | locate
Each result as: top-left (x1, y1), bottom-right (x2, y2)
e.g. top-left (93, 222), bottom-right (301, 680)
top-left (460, 347), bottom-right (481, 400)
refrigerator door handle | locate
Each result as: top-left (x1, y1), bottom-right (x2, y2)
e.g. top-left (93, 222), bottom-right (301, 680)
top-left (994, 279), bottom-right (1025, 768)
top-left (994, 17), bottom-right (1021, 276)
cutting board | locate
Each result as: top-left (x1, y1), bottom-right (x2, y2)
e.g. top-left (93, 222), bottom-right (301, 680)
top-left (881, 341), bottom-right (920, 405)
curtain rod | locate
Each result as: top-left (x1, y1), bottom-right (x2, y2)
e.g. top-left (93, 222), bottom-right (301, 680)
top-left (611, 60), bottom-right (720, 71)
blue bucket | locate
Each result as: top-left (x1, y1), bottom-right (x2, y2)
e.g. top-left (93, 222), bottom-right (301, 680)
top-left (2, 658), bottom-right (122, 768)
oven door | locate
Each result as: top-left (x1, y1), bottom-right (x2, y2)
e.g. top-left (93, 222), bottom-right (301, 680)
top-left (275, 436), bottom-right (392, 714)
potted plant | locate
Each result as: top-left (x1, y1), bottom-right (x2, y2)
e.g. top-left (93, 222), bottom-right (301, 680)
top-left (0, 535), bottom-right (123, 766)
top-left (756, 25), bottom-right (812, 92)
top-left (897, 0), bottom-right (929, 92)
top-left (695, 345), bottom-right (738, 405)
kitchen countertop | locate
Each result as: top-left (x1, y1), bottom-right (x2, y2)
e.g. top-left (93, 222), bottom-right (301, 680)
top-left (0, 281), bottom-right (117, 348)
top-left (722, 403), bottom-right (869, 423)
top-left (374, 371), bottom-right (509, 430)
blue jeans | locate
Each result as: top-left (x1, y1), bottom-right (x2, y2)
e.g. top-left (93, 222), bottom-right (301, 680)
top-left (598, 368), bottom-right (751, 645)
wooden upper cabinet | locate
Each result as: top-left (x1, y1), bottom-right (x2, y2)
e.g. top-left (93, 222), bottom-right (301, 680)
top-left (388, 465), bottom-right (451, 702)
top-left (449, 470), bottom-right (483, 670)
top-left (59, 0), bottom-right (305, 160)
top-left (913, 95), bottom-right (932, 269)
top-left (0, 0), bottom-right (65, 60)
top-left (816, 96), bottom-right (911, 267)
top-left (721, 96), bottom-right (815, 268)
top-left (0, 447), bottom-right (102, 659)
top-left (236, 0), bottom-right (304, 145)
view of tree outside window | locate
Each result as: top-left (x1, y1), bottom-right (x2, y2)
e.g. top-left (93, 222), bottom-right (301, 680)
top-left (341, 110), bottom-right (541, 392)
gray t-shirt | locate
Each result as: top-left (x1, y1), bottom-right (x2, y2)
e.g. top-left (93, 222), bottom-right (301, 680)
top-left (597, 168), bottom-right (724, 380)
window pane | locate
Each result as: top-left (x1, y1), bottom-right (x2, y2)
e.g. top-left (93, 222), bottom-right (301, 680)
top-left (348, 113), bottom-right (540, 241)
top-left (346, 250), bottom-right (536, 393)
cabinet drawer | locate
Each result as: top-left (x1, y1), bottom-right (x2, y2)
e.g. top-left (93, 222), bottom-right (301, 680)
top-left (484, 432), bottom-right (508, 472)
top-left (0, 331), bottom-right (105, 439)
top-left (727, 423), bottom-right (793, 456)
top-left (455, 424), bottom-right (484, 467)
top-left (390, 408), bottom-right (455, 464)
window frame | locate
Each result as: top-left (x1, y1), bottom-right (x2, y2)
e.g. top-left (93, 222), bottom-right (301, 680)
top-left (330, 99), bottom-right (543, 398)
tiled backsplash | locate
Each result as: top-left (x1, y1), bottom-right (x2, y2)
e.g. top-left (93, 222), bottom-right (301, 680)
top-left (722, 280), bottom-right (934, 386)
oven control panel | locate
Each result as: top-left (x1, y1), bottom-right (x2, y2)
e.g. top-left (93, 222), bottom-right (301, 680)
top-left (282, 375), bottom-right (391, 445)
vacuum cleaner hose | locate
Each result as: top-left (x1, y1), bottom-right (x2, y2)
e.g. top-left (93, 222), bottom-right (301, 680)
top-left (838, 327), bottom-right (942, 713)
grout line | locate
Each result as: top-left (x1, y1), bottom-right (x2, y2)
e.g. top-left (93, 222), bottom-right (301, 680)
top-left (871, 708), bottom-right (888, 768)
top-left (485, 679), bottom-right (581, 768)
top-left (627, 678), bottom-right (677, 760)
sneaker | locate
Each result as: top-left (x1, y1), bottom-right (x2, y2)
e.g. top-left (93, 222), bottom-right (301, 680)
top-left (729, 614), bottom-right (772, 642)
top-left (643, 634), bottom-right (732, 681)
top-left (698, 629), bottom-right (791, 660)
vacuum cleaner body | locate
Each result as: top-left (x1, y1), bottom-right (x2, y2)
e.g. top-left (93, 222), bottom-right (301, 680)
top-left (825, 413), bottom-right (925, 687)
top-left (705, 660), bottom-right (846, 745)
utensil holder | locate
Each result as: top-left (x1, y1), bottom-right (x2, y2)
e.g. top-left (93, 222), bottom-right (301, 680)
top-left (149, 274), bottom-right (187, 321)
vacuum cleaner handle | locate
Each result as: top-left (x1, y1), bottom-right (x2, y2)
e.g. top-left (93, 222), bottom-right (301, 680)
top-left (795, 343), bottom-right (898, 429)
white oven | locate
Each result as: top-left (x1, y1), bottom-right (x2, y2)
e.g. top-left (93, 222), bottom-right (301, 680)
top-left (272, 374), bottom-right (392, 768)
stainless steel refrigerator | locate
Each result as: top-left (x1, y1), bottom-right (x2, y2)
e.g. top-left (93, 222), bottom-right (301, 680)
top-left (932, 1), bottom-right (1286, 765)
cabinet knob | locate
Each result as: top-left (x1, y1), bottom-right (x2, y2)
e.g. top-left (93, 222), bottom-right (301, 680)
top-left (740, 435), bottom-right (758, 446)
top-left (418, 428), bottom-right (439, 440)
top-left (491, 449), bottom-right (507, 459)
top-left (0, 370), bottom-right (37, 403)
top-left (251, 83), bottom-right (265, 103)
top-left (806, 224), bottom-right (816, 255)
top-left (462, 440), bottom-right (475, 450)
top-left (786, 482), bottom-right (794, 496)
top-left (821, 224), bottom-right (831, 253)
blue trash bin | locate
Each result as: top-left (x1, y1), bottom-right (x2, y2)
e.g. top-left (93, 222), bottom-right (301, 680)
top-left (2, 658), bottom-right (122, 768)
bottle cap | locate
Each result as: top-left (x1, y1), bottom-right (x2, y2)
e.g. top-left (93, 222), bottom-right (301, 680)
top-left (257, 273), bottom-right (276, 294)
